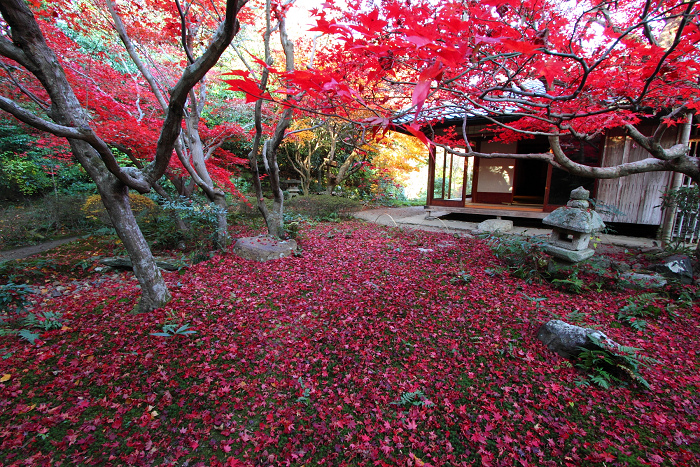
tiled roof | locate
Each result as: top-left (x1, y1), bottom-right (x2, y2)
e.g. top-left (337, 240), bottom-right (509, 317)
top-left (393, 80), bottom-right (546, 126)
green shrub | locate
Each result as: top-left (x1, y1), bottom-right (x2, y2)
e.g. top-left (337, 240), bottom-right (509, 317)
top-left (82, 193), bottom-right (158, 226)
top-left (139, 195), bottom-right (227, 250)
top-left (0, 152), bottom-right (52, 198)
top-left (286, 195), bottom-right (362, 220)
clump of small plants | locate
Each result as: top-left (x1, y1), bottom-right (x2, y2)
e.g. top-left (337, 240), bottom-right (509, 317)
top-left (575, 334), bottom-right (657, 389)
top-left (481, 233), bottom-right (549, 282)
top-left (617, 293), bottom-right (662, 331)
top-left (0, 281), bottom-right (64, 344)
top-left (150, 309), bottom-right (197, 338)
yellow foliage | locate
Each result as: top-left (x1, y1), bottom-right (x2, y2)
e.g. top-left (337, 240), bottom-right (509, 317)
top-left (373, 131), bottom-right (429, 183)
top-left (82, 193), bottom-right (157, 226)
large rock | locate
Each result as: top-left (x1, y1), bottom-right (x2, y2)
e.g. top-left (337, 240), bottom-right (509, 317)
top-left (99, 257), bottom-right (186, 271)
top-left (652, 254), bottom-right (693, 284)
top-left (619, 272), bottom-right (667, 289)
top-left (233, 236), bottom-right (297, 262)
top-left (477, 219), bottom-right (513, 233)
top-left (537, 319), bottom-right (618, 359)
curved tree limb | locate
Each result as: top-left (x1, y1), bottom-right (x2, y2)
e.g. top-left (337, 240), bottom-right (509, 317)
top-left (148, 0), bottom-right (247, 184)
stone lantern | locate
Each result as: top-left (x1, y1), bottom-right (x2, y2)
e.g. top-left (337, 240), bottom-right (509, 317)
top-left (542, 187), bottom-right (605, 262)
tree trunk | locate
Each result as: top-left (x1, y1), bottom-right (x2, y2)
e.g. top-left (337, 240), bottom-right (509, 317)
top-left (98, 179), bottom-right (172, 312)
top-left (211, 191), bottom-right (229, 249)
top-left (265, 172), bottom-right (285, 237)
top-left (266, 197), bottom-right (284, 238)
top-left (73, 138), bottom-right (171, 312)
top-left (0, 0), bottom-right (172, 313)
top-left (301, 177), bottom-right (311, 196)
top-left (325, 178), bottom-right (337, 195)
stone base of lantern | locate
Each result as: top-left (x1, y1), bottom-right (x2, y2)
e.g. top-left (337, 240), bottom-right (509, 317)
top-left (543, 244), bottom-right (595, 263)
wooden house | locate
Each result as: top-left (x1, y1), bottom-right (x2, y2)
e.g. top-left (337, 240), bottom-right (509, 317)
top-left (414, 115), bottom-right (698, 232)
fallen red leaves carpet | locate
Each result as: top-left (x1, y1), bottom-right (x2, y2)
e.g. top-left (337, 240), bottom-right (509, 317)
top-left (1, 222), bottom-right (699, 466)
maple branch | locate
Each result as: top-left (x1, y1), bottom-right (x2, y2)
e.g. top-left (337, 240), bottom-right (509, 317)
top-left (625, 122), bottom-right (690, 161)
top-left (204, 136), bottom-right (227, 160)
top-left (640, 0), bottom-right (661, 45)
top-left (173, 144), bottom-right (221, 200)
top-left (230, 44), bottom-right (260, 81)
top-left (0, 61), bottom-right (49, 110)
top-left (106, 0), bottom-right (169, 112)
top-left (285, 120), bottom-right (327, 137)
top-left (149, 0), bottom-right (247, 183)
top-left (0, 35), bottom-right (29, 69)
top-left (549, 134), bottom-right (677, 178)
top-left (440, 143), bottom-right (555, 164)
top-left (175, 0), bottom-right (196, 65)
top-left (652, 105), bottom-right (688, 141)
top-left (0, 95), bottom-right (88, 138)
top-left (636, 1), bottom-right (696, 104)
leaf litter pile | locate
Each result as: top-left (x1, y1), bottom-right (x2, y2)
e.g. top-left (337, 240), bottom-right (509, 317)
top-left (1, 222), bottom-right (699, 466)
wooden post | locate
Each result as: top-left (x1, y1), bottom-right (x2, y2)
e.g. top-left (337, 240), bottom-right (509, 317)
top-left (660, 113), bottom-right (694, 246)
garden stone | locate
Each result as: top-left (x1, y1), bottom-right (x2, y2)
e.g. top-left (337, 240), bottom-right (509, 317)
top-left (99, 257), bottom-right (133, 269)
top-left (612, 261), bottom-right (631, 273)
top-left (537, 319), bottom-right (618, 359)
top-left (570, 187), bottom-right (590, 200)
top-left (589, 255), bottom-right (611, 270)
top-left (544, 244), bottom-right (595, 262)
top-left (619, 272), bottom-right (667, 289)
top-left (477, 219), bottom-right (513, 233)
top-left (652, 254), bottom-right (693, 284)
top-left (233, 236), bottom-right (297, 262)
top-left (99, 257), bottom-right (186, 271)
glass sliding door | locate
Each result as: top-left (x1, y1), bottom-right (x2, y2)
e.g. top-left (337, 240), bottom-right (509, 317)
top-left (429, 147), bottom-right (468, 206)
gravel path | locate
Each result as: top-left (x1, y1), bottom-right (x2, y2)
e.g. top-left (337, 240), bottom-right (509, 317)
top-left (0, 236), bottom-right (82, 262)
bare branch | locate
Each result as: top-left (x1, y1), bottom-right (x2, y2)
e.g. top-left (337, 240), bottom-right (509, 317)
top-left (175, 0), bottom-right (197, 65)
top-left (549, 134), bottom-right (674, 178)
top-left (106, 0), bottom-right (169, 111)
top-left (0, 60), bottom-right (49, 110)
top-left (0, 95), bottom-right (88, 138)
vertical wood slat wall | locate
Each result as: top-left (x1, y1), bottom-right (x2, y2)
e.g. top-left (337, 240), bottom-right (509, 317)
top-left (596, 127), bottom-right (674, 226)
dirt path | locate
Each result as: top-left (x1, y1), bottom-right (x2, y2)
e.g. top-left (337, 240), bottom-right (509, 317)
top-left (0, 236), bottom-right (82, 262)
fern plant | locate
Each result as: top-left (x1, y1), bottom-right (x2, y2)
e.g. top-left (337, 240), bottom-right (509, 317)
top-left (296, 377), bottom-right (312, 405)
top-left (551, 273), bottom-right (586, 294)
top-left (21, 311), bottom-right (64, 331)
top-left (390, 390), bottom-right (434, 407)
top-left (0, 307), bottom-right (63, 344)
top-left (0, 282), bottom-right (33, 314)
top-left (150, 323), bottom-right (197, 337)
top-left (617, 293), bottom-right (661, 331)
top-left (575, 335), bottom-right (657, 389)
top-left (450, 271), bottom-right (473, 285)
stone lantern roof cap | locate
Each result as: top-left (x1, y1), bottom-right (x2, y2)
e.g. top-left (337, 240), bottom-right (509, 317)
top-left (542, 207), bottom-right (605, 233)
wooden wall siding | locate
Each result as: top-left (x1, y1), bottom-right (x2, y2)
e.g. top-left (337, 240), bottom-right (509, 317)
top-left (596, 127), bottom-right (675, 225)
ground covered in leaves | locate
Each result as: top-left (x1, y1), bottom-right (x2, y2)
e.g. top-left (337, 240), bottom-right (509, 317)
top-left (1, 221), bottom-right (699, 466)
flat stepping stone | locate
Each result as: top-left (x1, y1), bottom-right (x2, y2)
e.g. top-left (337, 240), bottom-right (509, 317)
top-left (99, 257), bottom-right (186, 271)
